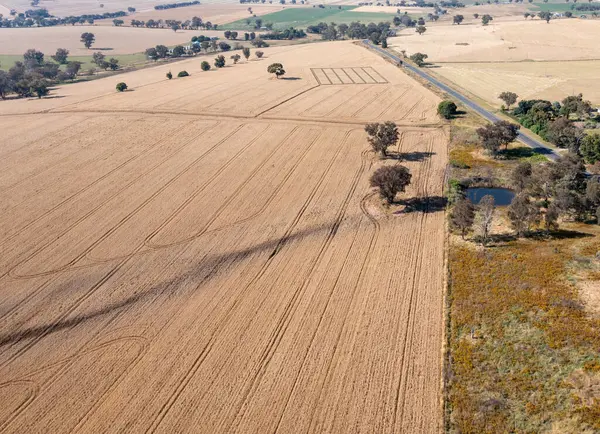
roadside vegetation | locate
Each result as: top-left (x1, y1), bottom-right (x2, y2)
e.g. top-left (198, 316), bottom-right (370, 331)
top-left (444, 99), bottom-right (600, 432)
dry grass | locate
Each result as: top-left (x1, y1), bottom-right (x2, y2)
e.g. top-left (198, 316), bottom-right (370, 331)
top-left (448, 237), bottom-right (600, 433)
top-left (0, 41), bottom-right (449, 432)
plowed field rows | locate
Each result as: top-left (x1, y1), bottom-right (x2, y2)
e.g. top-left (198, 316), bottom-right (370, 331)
top-left (0, 41), bottom-right (447, 433)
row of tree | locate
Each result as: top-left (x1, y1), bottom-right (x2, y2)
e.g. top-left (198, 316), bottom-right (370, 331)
top-left (0, 8), bottom-right (128, 27)
top-left (154, 1), bottom-right (200, 10)
top-left (131, 17), bottom-right (217, 30)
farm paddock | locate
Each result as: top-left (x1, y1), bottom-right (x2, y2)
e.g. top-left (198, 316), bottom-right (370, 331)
top-left (0, 41), bottom-right (448, 433)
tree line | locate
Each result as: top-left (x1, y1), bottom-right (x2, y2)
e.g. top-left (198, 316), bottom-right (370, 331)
top-left (0, 48), bottom-right (87, 99)
top-left (499, 93), bottom-right (596, 156)
top-left (0, 8), bottom-right (128, 27)
top-left (154, 1), bottom-right (201, 10)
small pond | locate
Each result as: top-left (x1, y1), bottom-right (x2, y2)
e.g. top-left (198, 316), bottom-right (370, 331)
top-left (466, 188), bottom-right (515, 206)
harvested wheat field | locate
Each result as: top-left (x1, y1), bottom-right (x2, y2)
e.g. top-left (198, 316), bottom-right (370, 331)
top-left (0, 25), bottom-right (209, 56)
top-left (110, 3), bottom-right (301, 28)
top-left (432, 60), bottom-right (600, 107)
top-left (0, 41), bottom-right (447, 433)
top-left (390, 19), bottom-right (600, 63)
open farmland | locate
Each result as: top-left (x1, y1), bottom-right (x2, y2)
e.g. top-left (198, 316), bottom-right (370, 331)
top-left (0, 25), bottom-right (209, 56)
top-left (390, 19), bottom-right (600, 63)
top-left (430, 60), bottom-right (600, 107)
top-left (0, 41), bottom-right (447, 432)
top-left (221, 6), bottom-right (397, 30)
top-left (390, 18), bottom-right (600, 109)
top-left (107, 3), bottom-right (292, 27)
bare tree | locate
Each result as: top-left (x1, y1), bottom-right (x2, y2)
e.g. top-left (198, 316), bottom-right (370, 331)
top-left (475, 195), bottom-right (495, 245)
top-left (507, 193), bottom-right (539, 237)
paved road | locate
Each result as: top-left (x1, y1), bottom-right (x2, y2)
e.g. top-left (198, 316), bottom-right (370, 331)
top-left (364, 41), bottom-right (560, 161)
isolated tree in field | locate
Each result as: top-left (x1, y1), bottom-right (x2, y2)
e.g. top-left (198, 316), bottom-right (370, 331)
top-left (52, 48), bottom-right (69, 64)
top-left (450, 197), bottom-right (475, 239)
top-left (81, 32), bottom-right (95, 49)
top-left (116, 82), bottom-right (127, 92)
top-left (365, 121), bottom-right (399, 157)
top-left (580, 134), bottom-right (600, 164)
top-left (438, 100), bottom-right (457, 119)
top-left (475, 195), bottom-right (495, 245)
top-left (511, 161), bottom-right (532, 191)
top-left (498, 91), bottom-right (518, 109)
top-left (177, 70), bottom-right (189, 77)
top-left (166, 71), bottom-right (172, 79)
top-left (214, 55), bottom-right (226, 68)
top-left (231, 54), bottom-right (241, 64)
top-left (369, 165), bottom-right (412, 204)
top-left (128, 6), bottom-right (136, 12)
top-left (201, 61), bottom-right (211, 71)
top-left (507, 193), bottom-right (538, 237)
top-left (242, 47), bottom-right (251, 61)
top-left (415, 25), bottom-right (427, 35)
top-left (267, 62), bottom-right (285, 78)
top-left (410, 52), bottom-right (428, 67)
top-left (476, 120), bottom-right (520, 156)
top-left (453, 14), bottom-right (464, 24)
top-left (255, 50), bottom-right (264, 58)
top-left (481, 14), bottom-right (493, 25)
top-left (473, 13), bottom-right (479, 18)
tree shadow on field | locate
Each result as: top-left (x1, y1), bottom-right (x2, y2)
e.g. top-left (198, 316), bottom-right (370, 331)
top-left (94, 47), bottom-right (114, 51)
top-left (281, 77), bottom-right (301, 81)
top-left (386, 151), bottom-right (435, 162)
top-left (0, 218), bottom-right (354, 348)
top-left (394, 195), bottom-right (447, 213)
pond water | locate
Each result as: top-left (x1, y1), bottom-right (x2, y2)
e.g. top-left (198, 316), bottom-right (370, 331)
top-left (466, 188), bottom-right (515, 206)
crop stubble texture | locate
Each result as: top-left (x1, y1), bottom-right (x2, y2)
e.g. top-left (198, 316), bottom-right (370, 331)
top-left (0, 41), bottom-right (447, 433)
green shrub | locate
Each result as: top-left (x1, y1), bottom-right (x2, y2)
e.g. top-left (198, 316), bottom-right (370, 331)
top-left (438, 100), bottom-right (458, 119)
top-left (115, 82), bottom-right (127, 92)
top-left (201, 61), bottom-right (210, 71)
top-left (177, 70), bottom-right (189, 77)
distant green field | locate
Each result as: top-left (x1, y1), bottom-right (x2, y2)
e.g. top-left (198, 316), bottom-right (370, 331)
top-left (0, 53), bottom-right (147, 71)
top-left (530, 2), bottom-right (590, 15)
top-left (221, 6), bottom-right (397, 30)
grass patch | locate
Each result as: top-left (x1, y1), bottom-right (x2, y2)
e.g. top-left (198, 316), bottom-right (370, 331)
top-left (448, 240), bottom-right (600, 433)
top-left (0, 53), bottom-right (148, 71)
top-left (221, 6), bottom-right (397, 30)
top-left (531, 3), bottom-right (588, 15)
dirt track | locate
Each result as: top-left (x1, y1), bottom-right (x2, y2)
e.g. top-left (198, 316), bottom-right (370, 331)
top-left (0, 41), bottom-right (447, 433)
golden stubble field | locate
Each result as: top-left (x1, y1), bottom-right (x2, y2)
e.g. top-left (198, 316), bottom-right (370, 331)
top-left (390, 19), bottom-right (600, 107)
top-left (0, 41), bottom-right (447, 433)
